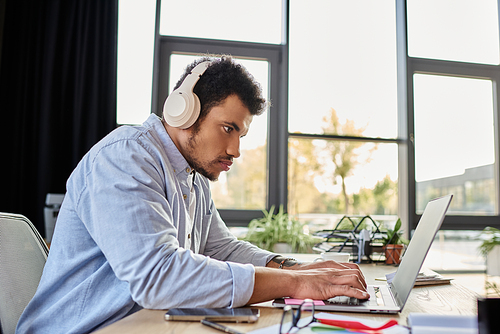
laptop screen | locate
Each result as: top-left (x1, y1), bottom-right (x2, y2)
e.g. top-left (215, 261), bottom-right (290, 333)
top-left (390, 195), bottom-right (453, 308)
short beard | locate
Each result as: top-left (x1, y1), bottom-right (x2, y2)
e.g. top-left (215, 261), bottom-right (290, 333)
top-left (184, 132), bottom-right (220, 182)
top-left (183, 114), bottom-right (234, 182)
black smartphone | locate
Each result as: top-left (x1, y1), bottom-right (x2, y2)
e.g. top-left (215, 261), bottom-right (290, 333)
top-left (164, 307), bottom-right (260, 322)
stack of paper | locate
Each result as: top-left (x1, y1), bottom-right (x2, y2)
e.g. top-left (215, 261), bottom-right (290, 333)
top-left (384, 271), bottom-right (452, 286)
top-left (407, 313), bottom-right (477, 334)
top-left (413, 273), bottom-right (452, 286)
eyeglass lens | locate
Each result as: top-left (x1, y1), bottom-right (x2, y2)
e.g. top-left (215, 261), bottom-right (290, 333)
top-left (279, 300), bottom-right (315, 334)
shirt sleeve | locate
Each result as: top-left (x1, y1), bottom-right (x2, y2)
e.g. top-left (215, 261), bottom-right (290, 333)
top-left (201, 203), bottom-right (277, 267)
top-left (71, 138), bottom-right (256, 309)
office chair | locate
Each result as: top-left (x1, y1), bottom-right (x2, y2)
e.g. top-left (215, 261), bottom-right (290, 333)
top-left (0, 213), bottom-right (49, 334)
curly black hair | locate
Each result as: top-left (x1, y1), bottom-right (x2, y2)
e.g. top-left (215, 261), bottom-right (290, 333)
top-left (172, 55), bottom-right (267, 128)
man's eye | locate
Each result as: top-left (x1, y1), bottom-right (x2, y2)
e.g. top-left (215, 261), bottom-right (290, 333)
top-left (224, 126), bottom-right (233, 133)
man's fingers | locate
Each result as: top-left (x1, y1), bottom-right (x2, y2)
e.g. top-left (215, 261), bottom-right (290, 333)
top-left (307, 261), bottom-right (367, 288)
top-left (329, 271), bottom-right (366, 290)
top-left (338, 263), bottom-right (367, 288)
top-left (329, 284), bottom-right (370, 300)
top-left (325, 273), bottom-right (369, 299)
top-left (343, 264), bottom-right (367, 288)
top-left (287, 269), bottom-right (371, 302)
top-left (327, 265), bottom-right (367, 288)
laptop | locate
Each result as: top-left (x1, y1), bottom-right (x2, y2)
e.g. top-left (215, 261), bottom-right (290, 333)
top-left (272, 194), bottom-right (453, 314)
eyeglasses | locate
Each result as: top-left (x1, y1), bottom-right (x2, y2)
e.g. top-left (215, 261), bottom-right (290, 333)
top-left (279, 299), bottom-right (315, 334)
top-left (279, 299), bottom-right (399, 333)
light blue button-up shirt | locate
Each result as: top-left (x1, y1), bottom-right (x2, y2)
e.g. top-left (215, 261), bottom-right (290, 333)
top-left (16, 114), bottom-right (275, 334)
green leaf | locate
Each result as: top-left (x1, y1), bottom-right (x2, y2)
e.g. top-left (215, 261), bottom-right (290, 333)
top-left (243, 205), bottom-right (319, 252)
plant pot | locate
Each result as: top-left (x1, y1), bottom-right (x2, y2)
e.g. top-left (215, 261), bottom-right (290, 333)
top-left (383, 244), bottom-right (404, 265)
top-left (487, 245), bottom-right (500, 276)
top-left (273, 242), bottom-right (293, 254)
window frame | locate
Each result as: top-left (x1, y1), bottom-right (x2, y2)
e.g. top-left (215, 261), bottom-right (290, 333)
top-left (287, 1), bottom-right (404, 224)
top-left (402, 0), bottom-right (500, 231)
top-left (151, 30), bottom-right (287, 226)
top-left (148, 0), bottom-right (500, 230)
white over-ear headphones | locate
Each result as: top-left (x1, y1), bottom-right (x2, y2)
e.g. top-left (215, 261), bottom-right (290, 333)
top-left (163, 61), bottom-right (210, 129)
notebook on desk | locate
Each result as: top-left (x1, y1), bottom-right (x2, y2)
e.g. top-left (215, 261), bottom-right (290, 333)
top-left (272, 194), bottom-right (453, 314)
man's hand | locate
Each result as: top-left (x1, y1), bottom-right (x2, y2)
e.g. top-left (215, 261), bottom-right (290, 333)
top-left (288, 260), bottom-right (367, 288)
top-left (249, 258), bottom-right (369, 305)
top-left (267, 255), bottom-right (366, 288)
top-left (284, 267), bottom-right (369, 300)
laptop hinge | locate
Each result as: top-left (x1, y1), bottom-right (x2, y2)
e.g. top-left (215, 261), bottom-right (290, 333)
top-left (388, 284), bottom-right (402, 309)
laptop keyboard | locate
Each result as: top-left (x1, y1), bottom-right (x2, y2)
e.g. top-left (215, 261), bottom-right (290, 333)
top-left (326, 296), bottom-right (363, 305)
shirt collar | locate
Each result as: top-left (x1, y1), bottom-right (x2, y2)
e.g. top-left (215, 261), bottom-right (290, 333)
top-left (146, 114), bottom-right (194, 177)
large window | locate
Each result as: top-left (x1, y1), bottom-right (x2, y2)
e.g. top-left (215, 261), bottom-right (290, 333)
top-left (151, 0), bottom-right (284, 225)
top-left (413, 74), bottom-right (496, 215)
top-left (116, 0), bottom-right (156, 125)
top-left (117, 0), bottom-right (500, 233)
top-left (288, 1), bottom-right (399, 230)
top-left (407, 0), bottom-right (500, 230)
top-left (168, 54), bottom-right (270, 210)
top-left (407, 0), bottom-right (500, 65)
top-left (159, 0), bottom-right (282, 44)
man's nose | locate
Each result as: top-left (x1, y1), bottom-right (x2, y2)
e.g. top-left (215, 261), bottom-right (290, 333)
top-left (226, 137), bottom-right (241, 158)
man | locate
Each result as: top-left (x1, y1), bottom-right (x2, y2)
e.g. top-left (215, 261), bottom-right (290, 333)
top-left (16, 56), bottom-right (368, 334)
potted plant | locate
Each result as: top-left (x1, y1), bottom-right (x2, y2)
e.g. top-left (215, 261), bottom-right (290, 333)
top-left (382, 218), bottom-right (408, 265)
top-left (479, 226), bottom-right (500, 276)
top-left (243, 205), bottom-right (318, 253)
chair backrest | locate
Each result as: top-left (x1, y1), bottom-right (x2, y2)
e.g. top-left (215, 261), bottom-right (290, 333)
top-left (0, 213), bottom-right (49, 334)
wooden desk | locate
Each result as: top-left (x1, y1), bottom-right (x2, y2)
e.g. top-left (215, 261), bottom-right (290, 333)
top-left (94, 261), bottom-right (478, 334)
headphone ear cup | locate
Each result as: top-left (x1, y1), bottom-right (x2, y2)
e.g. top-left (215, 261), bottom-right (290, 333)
top-left (163, 88), bottom-right (200, 129)
top-left (163, 61), bottom-right (209, 129)
top-left (184, 93), bottom-right (201, 128)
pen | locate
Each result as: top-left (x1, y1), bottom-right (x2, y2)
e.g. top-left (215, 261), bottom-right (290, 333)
top-left (201, 319), bottom-right (245, 334)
